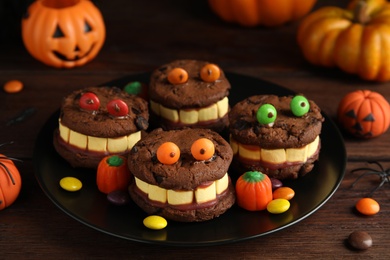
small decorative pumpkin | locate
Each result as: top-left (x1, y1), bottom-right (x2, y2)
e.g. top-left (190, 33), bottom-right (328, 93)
top-left (22, 0), bottom-right (105, 68)
top-left (208, 0), bottom-right (317, 27)
top-left (96, 155), bottom-right (131, 194)
top-left (0, 153), bottom-right (22, 210)
top-left (297, 0), bottom-right (390, 82)
top-left (235, 171), bottom-right (272, 211)
top-left (337, 90), bottom-right (390, 138)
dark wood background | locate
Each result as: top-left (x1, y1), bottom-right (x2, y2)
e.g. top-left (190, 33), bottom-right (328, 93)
top-left (1, 0), bottom-right (389, 258)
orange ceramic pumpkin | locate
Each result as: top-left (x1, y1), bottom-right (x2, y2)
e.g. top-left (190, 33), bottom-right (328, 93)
top-left (22, 0), bottom-right (105, 68)
top-left (235, 171), bottom-right (272, 211)
top-left (96, 155), bottom-right (132, 194)
top-left (208, 0), bottom-right (317, 27)
top-left (337, 90), bottom-right (390, 138)
top-left (0, 154), bottom-right (22, 210)
top-left (297, 0), bottom-right (390, 82)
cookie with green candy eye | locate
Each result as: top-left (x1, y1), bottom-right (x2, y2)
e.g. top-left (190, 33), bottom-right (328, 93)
top-left (229, 95), bottom-right (324, 180)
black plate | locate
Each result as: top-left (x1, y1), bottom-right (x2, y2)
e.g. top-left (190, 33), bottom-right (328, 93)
top-left (34, 72), bottom-right (346, 246)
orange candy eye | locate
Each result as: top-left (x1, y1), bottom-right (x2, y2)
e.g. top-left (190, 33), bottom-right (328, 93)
top-left (156, 142), bottom-right (180, 165)
top-left (167, 68), bottom-right (188, 85)
top-left (200, 64), bottom-right (220, 82)
top-left (191, 138), bottom-right (215, 161)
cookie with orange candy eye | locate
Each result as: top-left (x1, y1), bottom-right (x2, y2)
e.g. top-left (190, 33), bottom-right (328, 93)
top-left (149, 59), bottom-right (231, 132)
top-left (229, 95), bottom-right (324, 180)
top-left (127, 128), bottom-right (235, 222)
top-left (53, 86), bottom-right (149, 169)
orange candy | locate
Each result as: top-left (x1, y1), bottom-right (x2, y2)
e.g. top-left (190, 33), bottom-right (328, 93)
top-left (200, 63), bottom-right (220, 82)
top-left (272, 187), bottom-right (295, 200)
top-left (191, 138), bottom-right (215, 161)
top-left (3, 80), bottom-right (23, 93)
top-left (355, 198), bottom-right (380, 215)
top-left (156, 142), bottom-right (180, 165)
top-left (167, 68), bottom-right (188, 84)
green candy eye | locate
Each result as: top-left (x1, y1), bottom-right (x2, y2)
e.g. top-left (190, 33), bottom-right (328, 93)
top-left (290, 95), bottom-right (310, 117)
top-left (257, 104), bottom-right (277, 125)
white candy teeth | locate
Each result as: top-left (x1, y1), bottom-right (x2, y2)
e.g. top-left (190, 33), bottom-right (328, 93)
top-left (134, 173), bottom-right (229, 206)
top-left (150, 97), bottom-right (229, 124)
top-left (58, 119), bottom-right (141, 153)
top-left (231, 136), bottom-right (320, 165)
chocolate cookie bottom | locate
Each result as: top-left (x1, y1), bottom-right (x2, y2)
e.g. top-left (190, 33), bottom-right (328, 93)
top-left (128, 182), bottom-right (236, 222)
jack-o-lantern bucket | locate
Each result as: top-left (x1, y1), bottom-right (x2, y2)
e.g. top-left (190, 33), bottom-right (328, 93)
top-left (21, 0), bottom-right (106, 68)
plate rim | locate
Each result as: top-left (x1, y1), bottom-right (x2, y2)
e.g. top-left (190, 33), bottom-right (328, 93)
top-left (33, 72), bottom-right (346, 246)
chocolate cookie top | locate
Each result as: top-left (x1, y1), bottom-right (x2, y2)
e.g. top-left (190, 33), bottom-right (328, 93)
top-left (149, 59), bottom-right (230, 108)
top-left (60, 86), bottom-right (149, 138)
top-left (229, 95), bottom-right (324, 149)
top-left (128, 128), bottom-right (233, 190)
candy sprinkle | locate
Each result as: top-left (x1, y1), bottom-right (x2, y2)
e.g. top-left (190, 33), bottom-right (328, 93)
top-left (60, 177), bottom-right (82, 192)
top-left (4, 80), bottom-right (23, 93)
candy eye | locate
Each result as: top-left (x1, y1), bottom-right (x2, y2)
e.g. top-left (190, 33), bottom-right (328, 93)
top-left (167, 68), bottom-right (188, 84)
top-left (290, 95), bottom-right (310, 117)
top-left (79, 92), bottom-right (100, 111)
top-left (157, 142), bottom-right (180, 165)
top-left (191, 138), bottom-right (215, 161)
top-left (200, 63), bottom-right (221, 82)
top-left (107, 99), bottom-right (129, 117)
top-left (256, 104), bottom-right (277, 125)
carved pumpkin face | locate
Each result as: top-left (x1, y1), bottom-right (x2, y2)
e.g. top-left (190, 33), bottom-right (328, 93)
top-left (22, 0), bottom-right (105, 68)
top-left (337, 90), bottom-right (390, 138)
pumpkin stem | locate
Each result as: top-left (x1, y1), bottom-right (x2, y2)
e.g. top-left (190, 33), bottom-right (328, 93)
top-left (242, 171), bottom-right (265, 183)
top-left (353, 0), bottom-right (370, 24)
top-left (107, 155), bottom-right (124, 167)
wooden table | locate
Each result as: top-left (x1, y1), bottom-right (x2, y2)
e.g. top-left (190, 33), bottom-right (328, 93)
top-left (1, 0), bottom-right (389, 258)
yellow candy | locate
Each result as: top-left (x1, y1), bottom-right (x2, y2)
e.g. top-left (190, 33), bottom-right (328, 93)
top-left (143, 215), bottom-right (168, 230)
top-left (267, 198), bottom-right (290, 214)
top-left (60, 177), bottom-right (82, 192)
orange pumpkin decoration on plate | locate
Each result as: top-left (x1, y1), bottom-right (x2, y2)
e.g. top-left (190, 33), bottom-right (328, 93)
top-left (208, 0), bottom-right (317, 27)
top-left (22, 0), bottom-right (106, 68)
top-left (297, 0), bottom-right (390, 82)
top-left (235, 171), bottom-right (272, 211)
top-left (96, 155), bottom-right (132, 194)
top-left (337, 90), bottom-right (390, 138)
top-left (0, 153), bottom-right (22, 210)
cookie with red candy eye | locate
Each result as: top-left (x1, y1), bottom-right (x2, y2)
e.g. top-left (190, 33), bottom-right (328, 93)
top-left (128, 128), bottom-right (235, 222)
top-left (229, 95), bottom-right (324, 180)
top-left (53, 86), bottom-right (149, 169)
top-left (149, 59), bottom-right (231, 133)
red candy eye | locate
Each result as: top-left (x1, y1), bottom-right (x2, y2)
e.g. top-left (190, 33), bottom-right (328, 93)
top-left (79, 92), bottom-right (100, 111)
top-left (107, 99), bottom-right (129, 117)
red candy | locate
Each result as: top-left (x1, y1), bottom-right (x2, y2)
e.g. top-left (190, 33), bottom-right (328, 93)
top-left (107, 99), bottom-right (128, 117)
top-left (79, 92), bottom-right (100, 111)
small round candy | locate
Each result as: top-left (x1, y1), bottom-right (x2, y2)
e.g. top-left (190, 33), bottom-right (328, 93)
top-left (79, 92), bottom-right (100, 111)
top-left (60, 177), bottom-right (82, 192)
top-left (167, 68), bottom-right (188, 84)
top-left (200, 63), bottom-right (220, 82)
top-left (191, 138), bottom-right (215, 161)
top-left (107, 190), bottom-right (130, 206)
top-left (4, 80), bottom-right (23, 93)
top-left (355, 197), bottom-right (380, 215)
top-left (270, 178), bottom-right (283, 190)
top-left (143, 215), bottom-right (168, 230)
top-left (157, 142), bottom-right (180, 165)
top-left (290, 95), bottom-right (310, 117)
top-left (273, 187), bottom-right (295, 200)
top-left (267, 198), bottom-right (290, 214)
top-left (348, 231), bottom-right (373, 250)
top-left (107, 99), bottom-right (129, 117)
top-left (123, 81), bottom-right (142, 95)
top-left (257, 104), bottom-right (277, 125)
